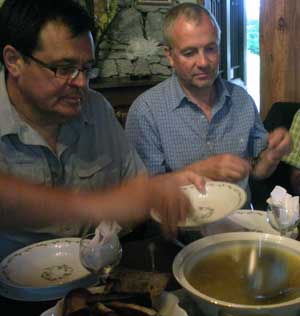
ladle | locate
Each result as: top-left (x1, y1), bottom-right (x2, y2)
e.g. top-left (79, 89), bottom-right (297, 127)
top-left (246, 245), bottom-right (289, 301)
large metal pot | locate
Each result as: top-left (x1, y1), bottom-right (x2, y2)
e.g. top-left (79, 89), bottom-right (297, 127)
top-left (173, 232), bottom-right (300, 316)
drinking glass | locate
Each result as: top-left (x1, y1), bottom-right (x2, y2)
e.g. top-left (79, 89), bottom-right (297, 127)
top-left (266, 204), bottom-right (299, 237)
top-left (79, 232), bottom-right (122, 285)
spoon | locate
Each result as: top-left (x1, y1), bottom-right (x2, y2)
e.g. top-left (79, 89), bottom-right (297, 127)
top-left (246, 245), bottom-right (289, 300)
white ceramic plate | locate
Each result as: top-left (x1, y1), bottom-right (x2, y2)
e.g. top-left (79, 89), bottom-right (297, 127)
top-left (230, 209), bottom-right (299, 238)
top-left (200, 209), bottom-right (298, 238)
top-left (0, 238), bottom-right (97, 301)
top-left (40, 288), bottom-right (188, 316)
top-left (151, 181), bottom-right (247, 228)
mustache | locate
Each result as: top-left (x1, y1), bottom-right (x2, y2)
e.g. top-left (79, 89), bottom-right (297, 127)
top-left (62, 88), bottom-right (84, 99)
top-left (192, 66), bottom-right (218, 76)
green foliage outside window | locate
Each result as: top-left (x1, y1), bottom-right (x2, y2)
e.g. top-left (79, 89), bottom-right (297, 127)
top-left (247, 19), bottom-right (259, 55)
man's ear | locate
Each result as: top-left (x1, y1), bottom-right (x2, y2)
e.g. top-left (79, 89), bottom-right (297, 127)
top-left (164, 46), bottom-right (174, 68)
top-left (3, 45), bottom-right (25, 77)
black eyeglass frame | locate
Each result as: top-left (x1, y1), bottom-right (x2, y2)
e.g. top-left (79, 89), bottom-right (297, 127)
top-left (23, 54), bottom-right (100, 80)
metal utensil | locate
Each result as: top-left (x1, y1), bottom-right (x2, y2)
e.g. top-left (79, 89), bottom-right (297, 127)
top-left (246, 245), bottom-right (289, 300)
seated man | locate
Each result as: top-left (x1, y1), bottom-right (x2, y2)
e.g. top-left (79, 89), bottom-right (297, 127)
top-left (282, 109), bottom-right (300, 195)
top-left (126, 3), bottom-right (292, 205)
top-left (0, 0), bottom-right (204, 260)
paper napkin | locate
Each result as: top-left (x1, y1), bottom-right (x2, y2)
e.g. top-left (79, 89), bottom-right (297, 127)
top-left (267, 186), bottom-right (299, 227)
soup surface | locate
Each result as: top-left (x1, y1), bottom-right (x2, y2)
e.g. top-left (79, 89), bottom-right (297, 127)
top-left (186, 243), bottom-right (300, 305)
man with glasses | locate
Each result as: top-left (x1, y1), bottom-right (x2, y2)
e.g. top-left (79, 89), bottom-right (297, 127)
top-left (0, 0), bottom-right (204, 260)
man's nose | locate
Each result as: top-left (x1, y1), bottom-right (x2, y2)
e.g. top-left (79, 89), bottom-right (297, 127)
top-left (69, 70), bottom-right (89, 88)
top-left (196, 51), bottom-right (209, 67)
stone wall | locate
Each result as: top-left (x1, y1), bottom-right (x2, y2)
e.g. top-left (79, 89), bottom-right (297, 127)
top-left (98, 3), bottom-right (174, 79)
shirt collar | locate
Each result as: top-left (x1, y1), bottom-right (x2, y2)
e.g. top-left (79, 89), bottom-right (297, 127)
top-left (169, 73), bottom-right (231, 111)
top-left (215, 75), bottom-right (231, 103)
top-left (169, 74), bottom-right (187, 111)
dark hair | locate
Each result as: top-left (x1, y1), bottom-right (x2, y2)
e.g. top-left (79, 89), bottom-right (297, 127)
top-left (0, 0), bottom-right (95, 64)
top-left (163, 3), bottom-right (221, 48)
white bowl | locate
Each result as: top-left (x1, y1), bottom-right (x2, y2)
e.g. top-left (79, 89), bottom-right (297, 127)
top-left (173, 232), bottom-right (300, 316)
top-left (0, 238), bottom-right (97, 301)
top-left (151, 181), bottom-right (247, 228)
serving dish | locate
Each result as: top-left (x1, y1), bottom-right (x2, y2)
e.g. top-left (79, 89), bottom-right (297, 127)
top-left (173, 232), bottom-right (300, 316)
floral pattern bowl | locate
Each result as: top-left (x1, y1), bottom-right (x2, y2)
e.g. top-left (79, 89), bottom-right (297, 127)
top-left (0, 238), bottom-right (97, 301)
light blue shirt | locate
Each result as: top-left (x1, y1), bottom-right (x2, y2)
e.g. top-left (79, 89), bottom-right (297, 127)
top-left (0, 70), bottom-right (145, 260)
top-left (126, 74), bottom-right (268, 200)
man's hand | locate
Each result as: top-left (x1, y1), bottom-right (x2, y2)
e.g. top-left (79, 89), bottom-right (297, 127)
top-left (252, 128), bottom-right (292, 179)
top-left (186, 153), bottom-right (251, 183)
top-left (148, 170), bottom-right (205, 237)
top-left (98, 171), bottom-right (205, 238)
top-left (265, 127), bottom-right (292, 162)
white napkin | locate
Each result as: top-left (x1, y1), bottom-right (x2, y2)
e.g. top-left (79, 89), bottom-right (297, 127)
top-left (267, 186), bottom-right (299, 227)
top-left (90, 221), bottom-right (121, 247)
top-left (83, 221), bottom-right (122, 272)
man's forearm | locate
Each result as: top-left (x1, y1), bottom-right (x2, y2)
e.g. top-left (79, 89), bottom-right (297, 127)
top-left (0, 172), bottom-right (149, 229)
top-left (251, 151), bottom-right (281, 179)
top-left (0, 173), bottom-right (85, 228)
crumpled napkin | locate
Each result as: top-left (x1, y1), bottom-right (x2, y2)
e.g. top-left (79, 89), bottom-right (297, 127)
top-left (83, 221), bottom-right (122, 272)
top-left (267, 186), bottom-right (299, 227)
top-left (90, 221), bottom-right (122, 246)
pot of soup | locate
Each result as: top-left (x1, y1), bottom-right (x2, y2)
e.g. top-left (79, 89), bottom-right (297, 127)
top-left (173, 232), bottom-right (300, 316)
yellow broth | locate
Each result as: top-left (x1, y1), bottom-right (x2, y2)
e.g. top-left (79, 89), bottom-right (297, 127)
top-left (186, 244), bottom-right (300, 305)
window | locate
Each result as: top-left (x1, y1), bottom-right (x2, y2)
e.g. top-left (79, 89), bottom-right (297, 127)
top-left (204, 0), bottom-right (246, 84)
top-left (245, 0), bottom-right (260, 109)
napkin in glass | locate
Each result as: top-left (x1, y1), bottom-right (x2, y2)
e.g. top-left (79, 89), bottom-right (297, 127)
top-left (83, 221), bottom-right (122, 271)
top-left (267, 185), bottom-right (299, 227)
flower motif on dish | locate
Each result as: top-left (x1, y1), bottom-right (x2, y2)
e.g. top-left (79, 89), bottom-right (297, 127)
top-left (41, 264), bottom-right (74, 282)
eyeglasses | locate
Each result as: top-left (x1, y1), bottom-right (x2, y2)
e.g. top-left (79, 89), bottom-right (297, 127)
top-left (24, 54), bottom-right (100, 80)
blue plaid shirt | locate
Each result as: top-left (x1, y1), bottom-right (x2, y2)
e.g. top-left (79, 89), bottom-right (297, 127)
top-left (126, 74), bottom-right (268, 195)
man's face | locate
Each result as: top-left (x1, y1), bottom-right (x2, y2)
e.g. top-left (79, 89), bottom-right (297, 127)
top-left (15, 21), bottom-right (95, 122)
top-left (165, 14), bottom-right (220, 93)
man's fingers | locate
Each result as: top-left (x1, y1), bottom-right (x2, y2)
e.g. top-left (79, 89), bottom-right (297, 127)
top-left (268, 128), bottom-right (292, 152)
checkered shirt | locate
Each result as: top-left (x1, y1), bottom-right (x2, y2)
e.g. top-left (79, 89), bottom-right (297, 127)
top-left (282, 109), bottom-right (300, 168)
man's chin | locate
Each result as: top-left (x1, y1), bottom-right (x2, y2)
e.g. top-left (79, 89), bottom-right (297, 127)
top-left (192, 79), bottom-right (214, 90)
top-left (58, 103), bottom-right (82, 118)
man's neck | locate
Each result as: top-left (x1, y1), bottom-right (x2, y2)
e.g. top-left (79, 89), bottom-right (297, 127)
top-left (179, 81), bottom-right (216, 121)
